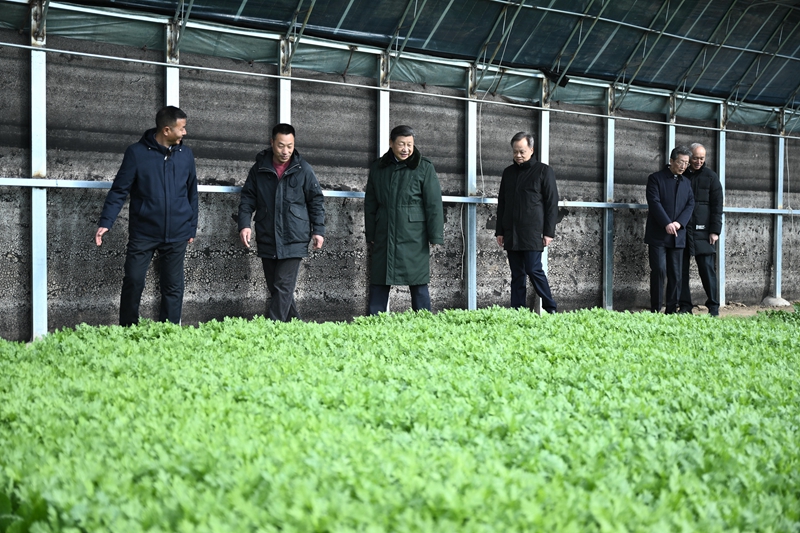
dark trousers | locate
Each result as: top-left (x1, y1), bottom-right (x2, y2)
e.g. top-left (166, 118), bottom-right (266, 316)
top-left (649, 245), bottom-right (683, 314)
top-left (507, 250), bottom-right (557, 313)
top-left (120, 238), bottom-right (188, 327)
top-left (261, 257), bottom-right (302, 322)
top-left (368, 284), bottom-right (430, 315)
top-left (680, 252), bottom-right (719, 315)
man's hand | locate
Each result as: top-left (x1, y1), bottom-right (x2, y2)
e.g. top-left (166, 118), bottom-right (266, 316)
top-left (240, 228), bottom-right (251, 248)
top-left (710, 233), bottom-right (719, 245)
top-left (312, 235), bottom-right (324, 249)
top-left (95, 227), bottom-right (109, 246)
top-left (496, 235), bottom-right (504, 247)
top-left (543, 236), bottom-right (553, 247)
top-left (665, 221), bottom-right (681, 236)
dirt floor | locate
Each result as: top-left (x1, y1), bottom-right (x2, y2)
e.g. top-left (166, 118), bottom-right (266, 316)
top-left (684, 302), bottom-right (797, 318)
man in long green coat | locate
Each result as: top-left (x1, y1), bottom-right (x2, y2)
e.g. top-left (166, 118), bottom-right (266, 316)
top-left (364, 125), bottom-right (444, 315)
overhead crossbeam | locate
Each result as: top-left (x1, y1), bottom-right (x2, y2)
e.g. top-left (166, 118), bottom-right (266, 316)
top-left (671, 1), bottom-right (745, 117)
top-left (473, 0), bottom-right (527, 92)
top-left (614, 0), bottom-right (689, 113)
top-left (169, 0), bottom-right (195, 59)
top-left (543, 0), bottom-right (610, 104)
top-left (384, 0), bottom-right (430, 82)
top-left (725, 8), bottom-right (799, 126)
top-left (282, 0), bottom-right (317, 74)
top-left (422, 0), bottom-right (456, 49)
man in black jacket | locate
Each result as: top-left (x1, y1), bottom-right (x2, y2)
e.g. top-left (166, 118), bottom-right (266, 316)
top-left (679, 143), bottom-right (724, 316)
top-left (495, 131), bottom-right (559, 313)
top-left (237, 124), bottom-right (325, 322)
top-left (645, 146), bottom-right (695, 314)
top-left (95, 106), bottom-right (198, 327)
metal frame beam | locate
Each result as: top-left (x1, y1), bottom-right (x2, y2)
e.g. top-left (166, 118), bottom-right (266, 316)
top-left (465, 69), bottom-right (478, 310)
top-left (384, 0), bottom-right (429, 82)
top-left (717, 103), bottom-right (727, 308)
top-left (544, 0), bottom-right (609, 102)
top-left (422, 0), bottom-right (456, 49)
top-left (282, 0), bottom-right (317, 72)
top-left (31, 1), bottom-right (48, 339)
top-left (614, 0), bottom-right (689, 112)
top-left (473, 0), bottom-right (527, 91)
top-left (724, 8), bottom-right (799, 126)
top-left (602, 88), bottom-right (615, 309)
top-left (773, 113), bottom-right (785, 298)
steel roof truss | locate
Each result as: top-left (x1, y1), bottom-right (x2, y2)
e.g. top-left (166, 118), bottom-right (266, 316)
top-left (725, 8), bottom-right (798, 124)
top-left (614, 0), bottom-right (690, 112)
top-left (385, 0), bottom-right (430, 82)
top-left (473, 0), bottom-right (527, 91)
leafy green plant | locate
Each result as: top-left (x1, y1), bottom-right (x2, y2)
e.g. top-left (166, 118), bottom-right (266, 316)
top-left (1, 308), bottom-right (798, 532)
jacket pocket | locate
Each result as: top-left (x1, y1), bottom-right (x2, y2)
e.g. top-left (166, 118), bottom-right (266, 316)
top-left (408, 206), bottom-right (425, 222)
top-left (287, 203), bottom-right (310, 243)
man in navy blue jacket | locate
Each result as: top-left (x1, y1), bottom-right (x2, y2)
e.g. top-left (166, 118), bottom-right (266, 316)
top-left (645, 146), bottom-right (695, 314)
top-left (95, 106), bottom-right (198, 326)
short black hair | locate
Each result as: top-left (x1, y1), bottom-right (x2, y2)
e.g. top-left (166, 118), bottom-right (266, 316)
top-left (272, 123), bottom-right (296, 140)
top-left (390, 125), bottom-right (415, 141)
top-left (670, 145), bottom-right (692, 160)
top-left (510, 131), bottom-right (534, 149)
top-left (155, 106), bottom-right (187, 130)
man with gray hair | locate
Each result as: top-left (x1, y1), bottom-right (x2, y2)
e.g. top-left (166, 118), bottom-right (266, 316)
top-left (645, 146), bottom-right (695, 314)
top-left (679, 143), bottom-right (723, 316)
top-left (495, 131), bottom-right (559, 313)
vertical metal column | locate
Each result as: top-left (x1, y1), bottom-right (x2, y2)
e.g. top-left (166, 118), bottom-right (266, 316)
top-left (773, 121), bottom-right (785, 298)
top-left (537, 85), bottom-right (551, 314)
top-left (166, 23), bottom-right (180, 107)
top-left (602, 89), bottom-right (615, 309)
top-left (464, 67), bottom-right (478, 310)
top-left (378, 52), bottom-right (390, 157)
top-left (279, 38), bottom-right (292, 123)
top-left (717, 104), bottom-right (726, 307)
top-left (31, 5), bottom-right (48, 339)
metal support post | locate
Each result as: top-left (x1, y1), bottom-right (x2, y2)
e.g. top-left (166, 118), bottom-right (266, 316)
top-left (378, 52), bottom-right (390, 157)
top-left (166, 23), bottom-right (180, 106)
top-left (279, 38), bottom-right (292, 123)
top-left (602, 88), bottom-right (615, 309)
top-left (717, 104), bottom-right (726, 307)
top-left (537, 93), bottom-right (551, 314)
top-left (773, 130), bottom-right (785, 298)
top-left (31, 4), bottom-right (48, 339)
top-left (666, 95), bottom-right (676, 161)
top-left (465, 92), bottom-right (478, 310)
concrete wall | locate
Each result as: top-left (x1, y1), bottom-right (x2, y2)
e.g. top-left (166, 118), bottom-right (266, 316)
top-left (1, 28), bottom-right (798, 341)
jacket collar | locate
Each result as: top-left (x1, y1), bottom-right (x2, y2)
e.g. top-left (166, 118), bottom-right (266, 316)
top-left (514, 155), bottom-right (538, 170)
top-left (257, 149), bottom-right (302, 171)
top-left (379, 147), bottom-right (422, 170)
top-left (141, 127), bottom-right (182, 155)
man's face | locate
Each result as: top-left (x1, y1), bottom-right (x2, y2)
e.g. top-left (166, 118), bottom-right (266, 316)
top-left (271, 133), bottom-right (295, 164)
top-left (163, 118), bottom-right (187, 146)
top-left (512, 139), bottom-right (534, 164)
top-left (669, 154), bottom-right (690, 175)
top-left (390, 135), bottom-right (414, 161)
top-left (690, 146), bottom-right (706, 171)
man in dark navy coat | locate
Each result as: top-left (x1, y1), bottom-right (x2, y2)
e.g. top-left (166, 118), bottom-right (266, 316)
top-left (644, 146), bottom-right (695, 314)
top-left (95, 106), bottom-right (198, 326)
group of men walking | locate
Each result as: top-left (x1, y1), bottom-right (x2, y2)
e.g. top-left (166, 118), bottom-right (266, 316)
top-left (94, 106), bottom-right (721, 327)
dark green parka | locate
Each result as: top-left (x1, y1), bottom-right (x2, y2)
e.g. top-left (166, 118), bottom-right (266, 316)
top-left (364, 148), bottom-right (444, 286)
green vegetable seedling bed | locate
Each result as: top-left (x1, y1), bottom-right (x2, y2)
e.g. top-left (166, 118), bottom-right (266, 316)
top-left (1, 307), bottom-right (798, 532)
